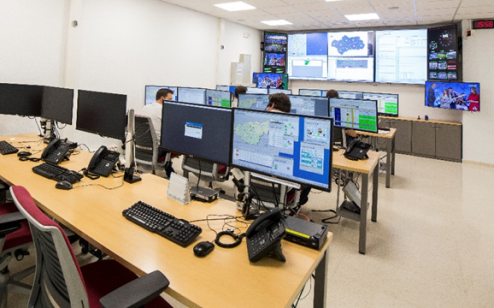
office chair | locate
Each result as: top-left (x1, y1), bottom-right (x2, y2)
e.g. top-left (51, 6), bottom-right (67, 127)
top-left (0, 202), bottom-right (33, 308)
top-left (181, 157), bottom-right (229, 189)
top-left (9, 186), bottom-right (172, 308)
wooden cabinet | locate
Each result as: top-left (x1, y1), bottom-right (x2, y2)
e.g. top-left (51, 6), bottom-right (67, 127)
top-left (379, 118), bottom-right (412, 154)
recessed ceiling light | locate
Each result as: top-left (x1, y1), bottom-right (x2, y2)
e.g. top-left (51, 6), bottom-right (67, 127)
top-left (261, 20), bottom-right (293, 26)
top-left (214, 1), bottom-right (256, 12)
top-left (345, 13), bottom-right (380, 21)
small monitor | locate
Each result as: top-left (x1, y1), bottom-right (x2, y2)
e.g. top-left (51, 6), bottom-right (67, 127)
top-left (231, 109), bottom-right (333, 191)
top-left (246, 87), bottom-right (268, 94)
top-left (329, 98), bottom-right (378, 133)
top-left (160, 102), bottom-right (232, 165)
top-left (299, 89), bottom-right (325, 97)
top-left (41, 86), bottom-right (74, 125)
top-left (268, 88), bottom-right (292, 95)
top-left (177, 87), bottom-right (206, 105)
top-left (362, 92), bottom-right (399, 117)
top-left (76, 90), bottom-right (127, 140)
top-left (238, 94), bottom-right (270, 111)
top-left (287, 95), bottom-right (329, 117)
top-left (338, 91), bottom-right (363, 99)
top-left (0, 83), bottom-right (43, 116)
top-left (216, 85), bottom-right (230, 92)
top-left (206, 89), bottom-right (231, 108)
top-left (145, 86), bottom-right (177, 105)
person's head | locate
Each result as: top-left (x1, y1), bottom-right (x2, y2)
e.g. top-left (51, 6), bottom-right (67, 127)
top-left (471, 87), bottom-right (477, 95)
top-left (431, 83), bottom-right (436, 89)
top-left (156, 88), bottom-right (173, 103)
top-left (267, 93), bottom-right (291, 113)
top-left (326, 89), bottom-right (339, 99)
top-left (443, 89), bottom-right (448, 95)
top-left (448, 87), bottom-right (454, 92)
top-left (234, 86), bottom-right (247, 99)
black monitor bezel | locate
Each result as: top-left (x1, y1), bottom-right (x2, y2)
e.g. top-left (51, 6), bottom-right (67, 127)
top-left (362, 92), bottom-right (399, 117)
top-left (230, 108), bottom-right (333, 192)
top-left (41, 86), bottom-right (74, 125)
top-left (298, 89), bottom-right (326, 97)
top-left (144, 85), bottom-right (178, 105)
top-left (177, 87), bottom-right (207, 105)
top-left (205, 89), bottom-right (232, 108)
top-left (329, 98), bottom-right (379, 133)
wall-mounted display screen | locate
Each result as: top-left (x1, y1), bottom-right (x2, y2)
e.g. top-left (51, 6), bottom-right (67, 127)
top-left (427, 25), bottom-right (459, 81)
top-left (287, 33), bottom-right (328, 81)
top-left (264, 32), bottom-right (288, 74)
top-left (425, 81), bottom-right (480, 112)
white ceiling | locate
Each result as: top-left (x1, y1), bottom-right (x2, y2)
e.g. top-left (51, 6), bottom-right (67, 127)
top-left (160, 0), bottom-right (494, 31)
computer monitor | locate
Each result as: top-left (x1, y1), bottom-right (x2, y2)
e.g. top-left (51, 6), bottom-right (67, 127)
top-left (246, 87), bottom-right (268, 94)
top-left (362, 92), bottom-right (399, 117)
top-left (338, 91), bottom-right (363, 99)
top-left (177, 87), bottom-right (206, 105)
top-left (41, 86), bottom-right (74, 125)
top-left (76, 90), bottom-right (127, 140)
top-left (216, 85), bottom-right (230, 92)
top-left (268, 88), bottom-right (292, 95)
top-left (287, 95), bottom-right (329, 117)
top-left (231, 109), bottom-right (333, 191)
top-left (0, 83), bottom-right (43, 116)
top-left (160, 102), bottom-right (232, 165)
top-left (329, 98), bottom-right (378, 133)
top-left (238, 94), bottom-right (270, 111)
top-left (206, 89), bottom-right (231, 108)
top-left (145, 85), bottom-right (177, 105)
top-left (298, 89), bottom-right (325, 97)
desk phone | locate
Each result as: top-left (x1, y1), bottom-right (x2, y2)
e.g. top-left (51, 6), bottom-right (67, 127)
top-left (246, 208), bottom-right (286, 262)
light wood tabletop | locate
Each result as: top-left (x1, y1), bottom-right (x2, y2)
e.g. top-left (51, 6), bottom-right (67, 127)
top-left (356, 127), bottom-right (397, 139)
top-left (0, 133), bottom-right (333, 308)
top-left (332, 149), bottom-right (380, 174)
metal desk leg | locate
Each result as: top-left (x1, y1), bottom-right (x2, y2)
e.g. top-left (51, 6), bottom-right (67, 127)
top-left (391, 135), bottom-right (396, 176)
top-left (386, 138), bottom-right (392, 188)
top-left (314, 246), bottom-right (329, 308)
top-left (359, 173), bottom-right (369, 254)
top-left (372, 163), bottom-right (378, 222)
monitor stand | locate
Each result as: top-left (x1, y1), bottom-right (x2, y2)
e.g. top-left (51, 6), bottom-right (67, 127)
top-left (124, 109), bottom-right (141, 184)
top-left (41, 119), bottom-right (56, 144)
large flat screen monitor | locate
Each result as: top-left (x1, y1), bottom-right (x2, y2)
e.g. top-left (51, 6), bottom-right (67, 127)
top-left (246, 87), bottom-right (268, 94)
top-left (238, 94), bottom-right (270, 111)
top-left (145, 86), bottom-right (177, 105)
top-left (0, 83), bottom-right (43, 116)
top-left (252, 72), bottom-right (286, 89)
top-left (206, 89), bottom-right (231, 108)
top-left (425, 81), bottom-right (480, 112)
top-left (427, 25), bottom-right (460, 81)
top-left (362, 92), bottom-right (399, 117)
top-left (338, 91), bottom-right (363, 99)
top-left (160, 102), bottom-right (232, 165)
top-left (268, 88), bottom-right (292, 95)
top-left (41, 86), bottom-right (74, 125)
top-left (287, 32), bottom-right (328, 81)
top-left (231, 109), bottom-right (333, 191)
top-left (287, 95), bottom-right (329, 117)
top-left (329, 98), bottom-right (378, 133)
top-left (299, 89), bottom-right (325, 97)
top-left (177, 87), bottom-right (206, 105)
top-left (76, 90), bottom-right (127, 140)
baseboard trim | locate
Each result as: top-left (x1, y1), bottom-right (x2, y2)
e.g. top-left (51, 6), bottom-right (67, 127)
top-left (463, 160), bottom-right (494, 168)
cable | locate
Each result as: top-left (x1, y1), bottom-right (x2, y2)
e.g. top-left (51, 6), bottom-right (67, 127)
top-left (197, 159), bottom-right (201, 188)
top-left (33, 118), bottom-right (43, 136)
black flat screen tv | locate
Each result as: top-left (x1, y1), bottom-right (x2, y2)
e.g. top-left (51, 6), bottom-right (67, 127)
top-left (425, 81), bottom-right (480, 112)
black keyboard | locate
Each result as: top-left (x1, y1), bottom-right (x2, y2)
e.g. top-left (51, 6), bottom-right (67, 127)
top-left (123, 201), bottom-right (202, 247)
top-left (32, 163), bottom-right (84, 184)
top-left (0, 140), bottom-right (19, 155)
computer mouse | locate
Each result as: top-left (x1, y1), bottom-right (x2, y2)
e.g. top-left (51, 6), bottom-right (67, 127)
top-left (17, 151), bottom-right (32, 157)
top-left (193, 241), bottom-right (215, 257)
top-left (55, 181), bottom-right (73, 190)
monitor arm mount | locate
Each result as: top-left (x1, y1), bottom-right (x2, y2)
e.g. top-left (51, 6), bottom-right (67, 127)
top-left (40, 118), bottom-right (56, 144)
top-left (231, 169), bottom-right (258, 220)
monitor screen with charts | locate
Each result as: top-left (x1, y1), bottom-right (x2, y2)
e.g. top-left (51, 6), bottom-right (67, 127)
top-left (76, 90), bottom-right (127, 140)
top-left (329, 98), bottom-right (378, 133)
top-left (246, 87), bottom-right (268, 94)
top-left (145, 86), bottom-right (177, 105)
top-left (160, 101), bottom-right (232, 165)
top-left (0, 83), bottom-right (43, 116)
top-left (206, 89), bottom-right (231, 108)
top-left (177, 87), bottom-right (206, 105)
top-left (231, 109), bottom-right (333, 191)
top-left (238, 94), bottom-right (270, 111)
top-left (268, 88), bottom-right (292, 94)
top-left (362, 92), bottom-right (399, 116)
top-left (299, 89), bottom-right (325, 97)
top-left (216, 85), bottom-right (230, 92)
top-left (41, 86), bottom-right (74, 125)
top-left (287, 95), bottom-right (329, 117)
top-left (338, 91), bottom-right (363, 99)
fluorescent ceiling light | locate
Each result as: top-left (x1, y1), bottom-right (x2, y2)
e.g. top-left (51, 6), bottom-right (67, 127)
top-left (326, 0), bottom-right (343, 2)
top-left (261, 20), bottom-right (293, 26)
top-left (345, 13), bottom-right (380, 21)
top-left (214, 1), bottom-right (256, 12)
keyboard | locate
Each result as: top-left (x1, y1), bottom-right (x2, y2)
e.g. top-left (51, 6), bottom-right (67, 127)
top-left (32, 163), bottom-right (84, 184)
top-left (123, 201), bottom-right (202, 247)
top-left (0, 140), bottom-right (19, 155)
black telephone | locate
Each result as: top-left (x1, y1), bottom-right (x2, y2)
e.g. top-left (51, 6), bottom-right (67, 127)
top-left (87, 146), bottom-right (120, 177)
top-left (41, 138), bottom-right (76, 164)
top-left (246, 208), bottom-right (286, 263)
top-left (344, 139), bottom-right (371, 161)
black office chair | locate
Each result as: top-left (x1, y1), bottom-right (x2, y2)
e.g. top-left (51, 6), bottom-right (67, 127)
top-left (181, 157), bottom-right (229, 189)
top-left (134, 115), bottom-right (171, 175)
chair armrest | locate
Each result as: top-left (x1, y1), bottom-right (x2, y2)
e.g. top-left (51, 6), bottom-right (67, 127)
top-left (0, 212), bottom-right (25, 237)
top-left (99, 270), bottom-right (170, 308)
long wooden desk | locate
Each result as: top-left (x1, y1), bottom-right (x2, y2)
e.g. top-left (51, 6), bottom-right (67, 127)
top-left (332, 149), bottom-right (379, 254)
top-left (0, 133), bottom-right (332, 308)
top-left (356, 128), bottom-right (396, 188)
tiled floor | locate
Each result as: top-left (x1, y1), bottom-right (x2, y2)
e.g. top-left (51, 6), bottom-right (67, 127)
top-left (6, 154), bottom-right (494, 307)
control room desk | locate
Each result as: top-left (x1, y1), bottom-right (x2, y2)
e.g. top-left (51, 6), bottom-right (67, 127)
top-left (356, 128), bottom-right (396, 188)
top-left (332, 149), bottom-right (380, 254)
top-left (0, 133), bottom-right (333, 308)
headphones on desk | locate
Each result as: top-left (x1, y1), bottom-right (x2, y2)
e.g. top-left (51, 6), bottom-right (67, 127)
top-left (214, 229), bottom-right (245, 249)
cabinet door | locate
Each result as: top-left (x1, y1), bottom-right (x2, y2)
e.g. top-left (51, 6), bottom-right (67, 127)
top-left (435, 124), bottom-right (462, 161)
top-left (379, 118), bottom-right (391, 128)
top-left (390, 119), bottom-right (412, 154)
top-left (412, 122), bottom-right (436, 157)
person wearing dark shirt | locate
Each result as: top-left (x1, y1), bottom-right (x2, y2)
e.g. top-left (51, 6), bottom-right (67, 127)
top-left (427, 83), bottom-right (437, 107)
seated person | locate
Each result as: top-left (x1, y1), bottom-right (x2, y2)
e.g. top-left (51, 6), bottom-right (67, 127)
top-left (326, 89), bottom-right (357, 146)
top-left (232, 86), bottom-right (247, 108)
top-left (139, 88), bottom-right (175, 178)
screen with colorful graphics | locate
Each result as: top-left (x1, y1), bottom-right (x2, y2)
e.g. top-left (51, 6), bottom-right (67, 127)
top-left (329, 98), bottom-right (378, 133)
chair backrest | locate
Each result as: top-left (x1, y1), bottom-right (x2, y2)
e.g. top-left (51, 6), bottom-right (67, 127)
top-left (134, 115), bottom-right (160, 169)
top-left (10, 186), bottom-right (89, 308)
top-left (181, 157), bottom-right (229, 183)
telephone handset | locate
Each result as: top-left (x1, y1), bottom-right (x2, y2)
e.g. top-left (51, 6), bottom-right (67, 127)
top-left (41, 138), bottom-right (75, 164)
top-left (344, 139), bottom-right (371, 161)
top-left (246, 208), bottom-right (286, 263)
top-left (87, 146), bottom-right (120, 177)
